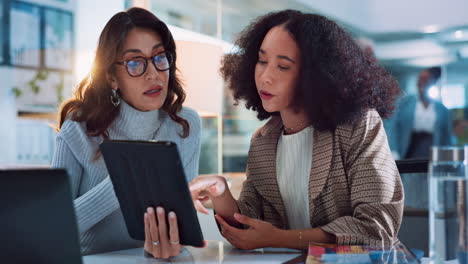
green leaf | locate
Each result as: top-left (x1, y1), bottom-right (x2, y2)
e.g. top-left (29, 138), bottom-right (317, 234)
top-left (31, 83), bottom-right (40, 94)
top-left (11, 87), bottom-right (22, 97)
top-left (36, 69), bottom-right (49, 81)
top-left (56, 80), bottom-right (64, 103)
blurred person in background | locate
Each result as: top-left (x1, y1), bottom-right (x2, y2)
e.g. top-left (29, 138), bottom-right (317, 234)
top-left (387, 66), bottom-right (453, 159)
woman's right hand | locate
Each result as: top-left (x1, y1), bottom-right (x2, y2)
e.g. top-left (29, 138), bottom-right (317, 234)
top-left (144, 207), bottom-right (181, 259)
top-left (189, 175), bottom-right (228, 214)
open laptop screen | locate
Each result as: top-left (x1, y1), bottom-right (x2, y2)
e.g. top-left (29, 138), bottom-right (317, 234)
top-left (0, 169), bottom-right (82, 264)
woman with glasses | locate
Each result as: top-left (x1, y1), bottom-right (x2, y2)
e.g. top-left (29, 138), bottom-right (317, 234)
top-left (52, 7), bottom-right (200, 258)
top-left (190, 10), bottom-right (403, 250)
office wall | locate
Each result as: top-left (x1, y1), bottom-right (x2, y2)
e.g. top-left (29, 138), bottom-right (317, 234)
top-left (74, 0), bottom-right (125, 82)
top-left (0, 0), bottom-right (127, 165)
top-left (0, 68), bottom-right (16, 164)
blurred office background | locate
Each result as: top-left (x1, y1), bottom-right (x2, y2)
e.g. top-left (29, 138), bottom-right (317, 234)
top-left (1, 0), bottom-right (468, 253)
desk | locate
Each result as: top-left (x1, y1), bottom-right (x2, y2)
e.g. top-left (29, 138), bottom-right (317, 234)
top-left (83, 240), bottom-right (424, 264)
top-left (83, 240), bottom-right (304, 263)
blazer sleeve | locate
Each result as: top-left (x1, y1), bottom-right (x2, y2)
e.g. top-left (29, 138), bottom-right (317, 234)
top-left (236, 167), bottom-right (263, 220)
top-left (236, 130), bottom-right (264, 220)
top-left (320, 110), bottom-right (404, 247)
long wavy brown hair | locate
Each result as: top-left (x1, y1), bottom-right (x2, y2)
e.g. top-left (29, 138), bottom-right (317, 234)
top-left (57, 7), bottom-right (189, 138)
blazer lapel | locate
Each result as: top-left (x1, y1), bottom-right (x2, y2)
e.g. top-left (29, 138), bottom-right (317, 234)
top-left (309, 129), bottom-right (333, 226)
top-left (248, 118), bottom-right (334, 229)
top-left (247, 117), bottom-right (287, 227)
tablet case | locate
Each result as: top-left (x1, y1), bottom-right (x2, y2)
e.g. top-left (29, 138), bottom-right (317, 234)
top-left (99, 140), bottom-right (204, 247)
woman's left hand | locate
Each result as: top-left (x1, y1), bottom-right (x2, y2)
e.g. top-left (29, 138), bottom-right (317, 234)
top-left (215, 213), bottom-right (282, 250)
top-left (144, 207), bottom-right (182, 259)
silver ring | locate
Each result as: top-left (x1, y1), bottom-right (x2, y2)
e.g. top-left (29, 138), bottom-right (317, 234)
top-left (170, 240), bottom-right (179, 245)
top-left (152, 241), bottom-right (160, 246)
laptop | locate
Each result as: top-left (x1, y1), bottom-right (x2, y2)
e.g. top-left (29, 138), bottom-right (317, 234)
top-left (0, 169), bottom-right (82, 264)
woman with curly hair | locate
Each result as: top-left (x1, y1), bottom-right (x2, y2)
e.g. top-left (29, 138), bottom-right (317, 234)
top-left (190, 10), bottom-right (403, 250)
top-left (52, 8), bottom-right (201, 258)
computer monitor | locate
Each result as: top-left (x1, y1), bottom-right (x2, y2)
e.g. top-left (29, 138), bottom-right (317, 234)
top-left (0, 169), bottom-right (82, 264)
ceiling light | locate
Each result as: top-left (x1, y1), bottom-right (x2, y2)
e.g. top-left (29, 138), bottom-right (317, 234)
top-left (436, 26), bottom-right (468, 43)
top-left (427, 86), bottom-right (440, 100)
top-left (423, 25), bottom-right (440, 34)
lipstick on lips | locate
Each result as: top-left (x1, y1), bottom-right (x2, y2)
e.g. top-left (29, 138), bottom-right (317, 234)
top-left (259, 90), bottom-right (274, 100)
top-left (143, 86), bottom-right (163, 97)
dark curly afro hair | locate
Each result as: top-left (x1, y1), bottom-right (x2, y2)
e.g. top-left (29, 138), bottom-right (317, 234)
top-left (221, 10), bottom-right (401, 132)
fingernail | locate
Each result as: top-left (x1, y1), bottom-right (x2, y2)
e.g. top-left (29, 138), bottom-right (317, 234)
top-left (157, 207), bottom-right (163, 214)
top-left (144, 213), bottom-right (147, 219)
top-left (169, 212), bottom-right (175, 218)
top-left (147, 207), bottom-right (154, 214)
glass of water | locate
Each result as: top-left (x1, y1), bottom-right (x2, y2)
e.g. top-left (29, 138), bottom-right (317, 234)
top-left (429, 146), bottom-right (468, 264)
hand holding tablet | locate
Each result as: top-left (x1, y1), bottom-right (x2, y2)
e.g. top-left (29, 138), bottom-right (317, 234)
top-left (99, 140), bottom-right (204, 249)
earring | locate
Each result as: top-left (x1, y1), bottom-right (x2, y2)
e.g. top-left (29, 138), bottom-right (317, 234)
top-left (110, 89), bottom-right (121, 107)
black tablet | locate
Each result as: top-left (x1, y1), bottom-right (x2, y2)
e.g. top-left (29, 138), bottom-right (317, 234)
top-left (99, 140), bottom-right (204, 247)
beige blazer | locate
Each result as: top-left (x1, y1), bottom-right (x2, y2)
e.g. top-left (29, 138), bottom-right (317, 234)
top-left (237, 109), bottom-right (404, 247)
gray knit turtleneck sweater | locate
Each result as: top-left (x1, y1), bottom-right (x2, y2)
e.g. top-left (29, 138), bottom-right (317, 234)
top-left (51, 100), bottom-right (201, 255)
